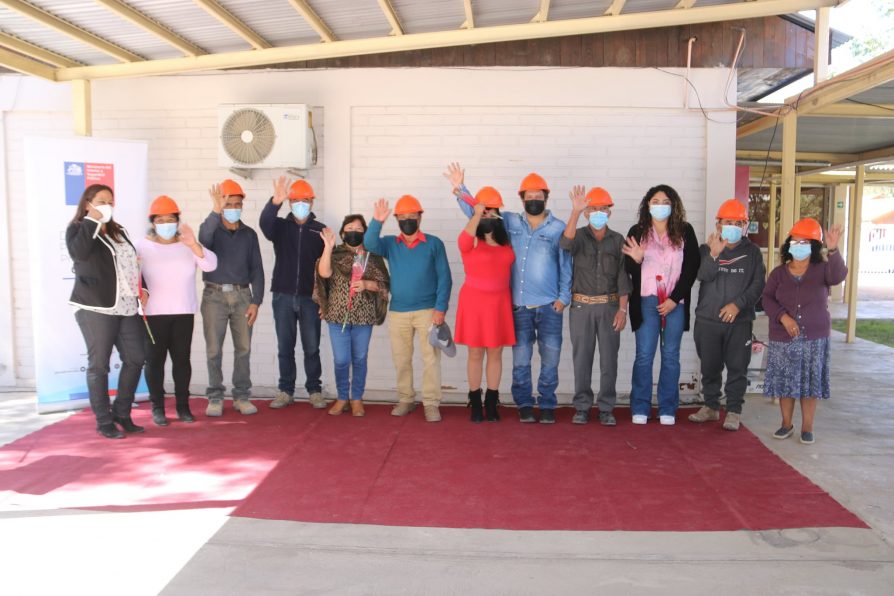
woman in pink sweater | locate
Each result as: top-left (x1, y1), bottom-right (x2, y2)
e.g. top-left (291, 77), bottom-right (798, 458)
top-left (137, 196), bottom-right (217, 425)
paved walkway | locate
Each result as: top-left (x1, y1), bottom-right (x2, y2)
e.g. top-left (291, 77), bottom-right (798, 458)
top-left (1, 320), bottom-right (893, 595)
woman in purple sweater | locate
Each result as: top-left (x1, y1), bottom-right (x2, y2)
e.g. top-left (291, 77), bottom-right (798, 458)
top-left (762, 218), bottom-right (846, 445)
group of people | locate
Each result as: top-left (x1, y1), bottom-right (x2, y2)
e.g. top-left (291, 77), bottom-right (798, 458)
top-left (66, 165), bottom-right (846, 445)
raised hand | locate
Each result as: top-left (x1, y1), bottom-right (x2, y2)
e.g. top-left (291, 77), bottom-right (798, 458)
top-left (179, 222), bottom-right (197, 247)
top-left (707, 232), bottom-right (729, 258)
top-left (272, 175), bottom-right (290, 206)
top-left (208, 183), bottom-right (224, 213)
top-left (320, 227), bottom-right (337, 250)
top-left (622, 236), bottom-right (645, 264)
top-left (472, 201), bottom-right (486, 218)
top-left (373, 198), bottom-right (391, 223)
top-left (569, 185), bottom-right (588, 212)
top-left (443, 162), bottom-right (465, 190)
top-left (825, 224), bottom-right (843, 251)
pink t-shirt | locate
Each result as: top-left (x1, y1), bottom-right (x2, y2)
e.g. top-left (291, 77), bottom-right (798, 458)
top-left (640, 228), bottom-right (684, 300)
top-left (137, 238), bottom-right (217, 315)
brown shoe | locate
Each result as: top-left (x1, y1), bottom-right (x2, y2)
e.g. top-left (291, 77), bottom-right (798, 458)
top-left (424, 405), bottom-right (441, 423)
top-left (308, 392), bottom-right (327, 409)
top-left (351, 401), bottom-right (365, 417)
top-left (723, 412), bottom-right (741, 431)
top-left (688, 406), bottom-right (720, 423)
top-left (329, 400), bottom-right (349, 416)
top-left (391, 402), bottom-right (416, 417)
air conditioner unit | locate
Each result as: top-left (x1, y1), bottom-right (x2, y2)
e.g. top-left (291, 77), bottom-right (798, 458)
top-left (218, 104), bottom-right (311, 169)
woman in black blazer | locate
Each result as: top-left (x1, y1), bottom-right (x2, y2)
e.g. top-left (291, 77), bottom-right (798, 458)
top-left (67, 184), bottom-right (147, 439)
top-left (622, 184), bottom-right (700, 426)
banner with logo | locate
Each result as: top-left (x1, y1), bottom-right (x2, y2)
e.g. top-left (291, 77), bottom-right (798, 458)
top-left (24, 137), bottom-right (149, 414)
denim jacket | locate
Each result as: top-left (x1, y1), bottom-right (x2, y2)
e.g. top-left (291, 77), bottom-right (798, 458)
top-left (456, 184), bottom-right (572, 307)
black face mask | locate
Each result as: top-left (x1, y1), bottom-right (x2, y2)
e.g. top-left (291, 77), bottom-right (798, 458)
top-left (398, 219), bottom-right (419, 235)
top-left (477, 219), bottom-right (495, 235)
top-left (524, 200), bottom-right (545, 216)
top-left (343, 231), bottom-right (364, 247)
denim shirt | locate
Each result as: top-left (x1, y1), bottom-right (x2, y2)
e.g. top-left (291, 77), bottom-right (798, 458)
top-left (456, 184), bottom-right (572, 306)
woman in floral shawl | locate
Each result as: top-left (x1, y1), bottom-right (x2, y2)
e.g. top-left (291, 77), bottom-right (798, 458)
top-left (314, 214), bottom-right (389, 416)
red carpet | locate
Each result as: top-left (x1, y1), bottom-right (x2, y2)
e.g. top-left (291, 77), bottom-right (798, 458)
top-left (0, 402), bottom-right (866, 531)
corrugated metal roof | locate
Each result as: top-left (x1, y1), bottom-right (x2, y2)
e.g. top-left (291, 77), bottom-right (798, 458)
top-left (738, 115), bottom-right (894, 155)
top-left (310, 0), bottom-right (392, 41)
top-left (216, 0), bottom-right (318, 47)
top-left (389, 0), bottom-right (466, 34)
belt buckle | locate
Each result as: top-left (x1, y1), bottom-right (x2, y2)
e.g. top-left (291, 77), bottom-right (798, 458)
top-left (221, 283), bottom-right (234, 292)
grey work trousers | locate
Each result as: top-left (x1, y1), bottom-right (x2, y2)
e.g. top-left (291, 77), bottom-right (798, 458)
top-left (569, 301), bottom-right (621, 413)
top-left (201, 286), bottom-right (253, 400)
top-left (694, 318), bottom-right (753, 414)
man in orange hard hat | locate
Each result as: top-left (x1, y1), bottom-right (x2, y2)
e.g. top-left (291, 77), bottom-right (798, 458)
top-left (561, 186), bottom-right (632, 426)
top-left (199, 179), bottom-right (265, 417)
top-left (445, 163), bottom-right (571, 424)
top-left (364, 195), bottom-right (453, 422)
top-left (261, 176), bottom-right (328, 411)
top-left (689, 198), bottom-right (765, 431)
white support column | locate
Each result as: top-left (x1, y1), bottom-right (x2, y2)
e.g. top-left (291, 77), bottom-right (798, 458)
top-left (845, 166), bottom-right (864, 343)
top-left (72, 79), bottom-right (92, 136)
top-left (780, 112), bottom-right (797, 238)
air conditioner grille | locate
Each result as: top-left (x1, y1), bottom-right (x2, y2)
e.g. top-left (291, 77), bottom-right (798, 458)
top-left (221, 108), bottom-right (276, 165)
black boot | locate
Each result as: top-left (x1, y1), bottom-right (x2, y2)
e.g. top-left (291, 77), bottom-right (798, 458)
top-left (112, 415), bottom-right (145, 434)
top-left (484, 389), bottom-right (501, 422)
top-left (176, 403), bottom-right (196, 423)
top-left (152, 406), bottom-right (169, 426)
top-left (96, 423), bottom-right (124, 439)
top-left (467, 389), bottom-right (484, 423)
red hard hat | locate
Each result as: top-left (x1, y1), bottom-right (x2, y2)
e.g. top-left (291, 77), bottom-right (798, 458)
top-left (394, 194), bottom-right (424, 215)
top-left (475, 186), bottom-right (504, 208)
top-left (789, 217), bottom-right (823, 242)
top-left (716, 199), bottom-right (748, 221)
top-left (288, 180), bottom-right (315, 200)
top-left (149, 195), bottom-right (180, 216)
top-left (220, 179), bottom-right (244, 197)
top-left (518, 172), bottom-right (549, 193)
top-left (586, 187), bottom-right (614, 207)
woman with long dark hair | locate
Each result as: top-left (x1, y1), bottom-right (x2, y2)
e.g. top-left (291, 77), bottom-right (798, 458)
top-left (313, 214), bottom-right (390, 417)
top-left (622, 184), bottom-right (700, 425)
top-left (453, 187), bottom-right (516, 423)
top-left (66, 184), bottom-right (147, 439)
top-left (762, 218), bottom-right (845, 445)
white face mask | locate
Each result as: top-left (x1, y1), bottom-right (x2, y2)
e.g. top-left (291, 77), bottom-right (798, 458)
top-left (90, 203), bottom-right (113, 223)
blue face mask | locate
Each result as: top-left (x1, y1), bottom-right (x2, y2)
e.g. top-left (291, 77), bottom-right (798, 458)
top-left (155, 222), bottom-right (178, 240)
top-left (589, 211), bottom-right (609, 230)
top-left (789, 243), bottom-right (812, 261)
top-left (720, 225), bottom-right (743, 244)
top-left (649, 204), bottom-right (672, 221)
top-left (223, 208), bottom-right (241, 223)
top-left (291, 201), bottom-right (311, 220)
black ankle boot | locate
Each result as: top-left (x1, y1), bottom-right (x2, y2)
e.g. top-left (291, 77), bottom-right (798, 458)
top-left (97, 423), bottom-right (124, 439)
top-left (152, 407), bottom-right (169, 426)
top-left (112, 415), bottom-right (145, 434)
top-left (467, 389), bottom-right (483, 423)
top-left (484, 389), bottom-right (501, 422)
top-left (176, 404), bottom-right (196, 423)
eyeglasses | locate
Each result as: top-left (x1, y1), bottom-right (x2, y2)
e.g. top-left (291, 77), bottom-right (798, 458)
top-left (790, 240), bottom-right (812, 246)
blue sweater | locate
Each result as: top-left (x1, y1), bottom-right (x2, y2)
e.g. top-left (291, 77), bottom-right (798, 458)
top-left (364, 219), bottom-right (452, 313)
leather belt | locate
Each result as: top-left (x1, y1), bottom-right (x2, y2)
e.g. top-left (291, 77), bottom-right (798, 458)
top-left (572, 293), bottom-right (619, 305)
top-left (205, 282), bottom-right (249, 292)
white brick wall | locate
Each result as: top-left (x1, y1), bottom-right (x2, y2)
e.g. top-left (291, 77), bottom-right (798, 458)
top-left (1, 67), bottom-right (735, 402)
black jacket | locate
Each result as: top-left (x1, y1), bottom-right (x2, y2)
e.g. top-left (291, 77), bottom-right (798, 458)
top-left (624, 222), bottom-right (701, 332)
top-left (259, 199), bottom-right (326, 296)
top-left (66, 218), bottom-right (141, 310)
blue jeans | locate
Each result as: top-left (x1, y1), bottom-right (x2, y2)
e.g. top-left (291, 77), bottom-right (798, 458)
top-left (511, 304), bottom-right (563, 409)
top-left (272, 292), bottom-right (322, 395)
top-left (327, 322), bottom-right (373, 401)
top-left (630, 295), bottom-right (685, 417)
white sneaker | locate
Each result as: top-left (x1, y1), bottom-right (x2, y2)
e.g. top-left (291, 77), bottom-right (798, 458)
top-left (660, 415), bottom-right (676, 426)
top-left (632, 415), bottom-right (648, 425)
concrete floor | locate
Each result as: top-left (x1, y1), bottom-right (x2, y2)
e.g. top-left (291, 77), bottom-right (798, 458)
top-left (2, 322), bottom-right (893, 595)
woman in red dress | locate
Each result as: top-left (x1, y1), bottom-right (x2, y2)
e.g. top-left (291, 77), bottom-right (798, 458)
top-left (455, 187), bottom-right (516, 423)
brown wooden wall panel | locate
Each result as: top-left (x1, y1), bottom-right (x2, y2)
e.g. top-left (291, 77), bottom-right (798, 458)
top-left (254, 17), bottom-right (816, 72)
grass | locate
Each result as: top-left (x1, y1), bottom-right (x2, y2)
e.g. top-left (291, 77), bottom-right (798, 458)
top-left (831, 319), bottom-right (894, 348)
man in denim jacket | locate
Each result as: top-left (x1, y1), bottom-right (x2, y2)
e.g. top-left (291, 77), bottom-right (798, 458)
top-left (445, 163), bottom-right (572, 424)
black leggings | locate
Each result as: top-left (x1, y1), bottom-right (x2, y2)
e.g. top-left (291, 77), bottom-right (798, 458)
top-left (144, 314), bottom-right (195, 407)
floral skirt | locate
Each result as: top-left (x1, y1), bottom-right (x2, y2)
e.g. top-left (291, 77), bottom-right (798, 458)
top-left (763, 336), bottom-right (831, 400)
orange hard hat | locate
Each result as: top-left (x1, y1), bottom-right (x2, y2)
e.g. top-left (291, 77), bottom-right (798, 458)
top-left (789, 217), bottom-right (823, 242)
top-left (220, 179), bottom-right (244, 197)
top-left (475, 186), bottom-right (504, 208)
top-left (149, 195), bottom-right (180, 217)
top-left (586, 187), bottom-right (614, 207)
top-left (394, 194), bottom-right (423, 215)
top-left (716, 199), bottom-right (748, 221)
top-left (288, 180), bottom-right (315, 200)
top-left (518, 172), bottom-right (549, 193)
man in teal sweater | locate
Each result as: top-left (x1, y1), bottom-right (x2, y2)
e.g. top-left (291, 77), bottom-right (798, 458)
top-left (364, 195), bottom-right (453, 422)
